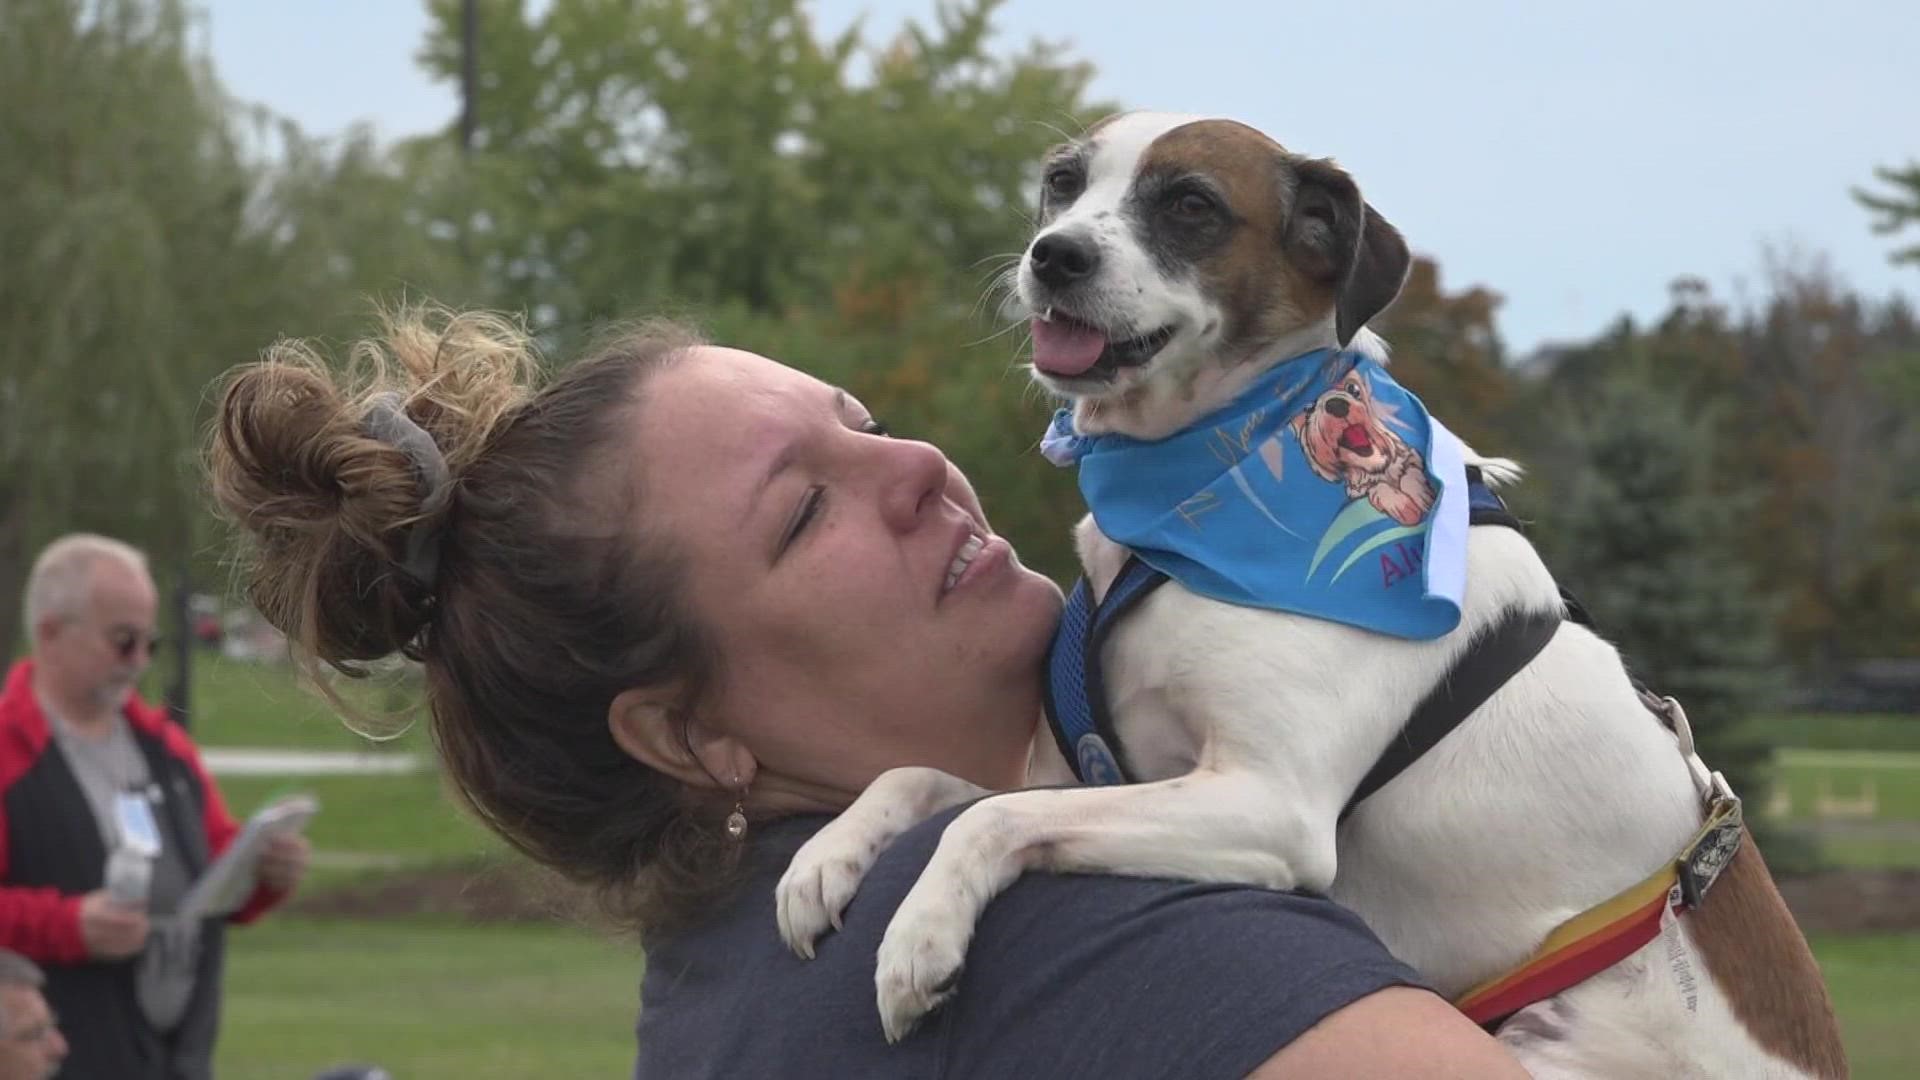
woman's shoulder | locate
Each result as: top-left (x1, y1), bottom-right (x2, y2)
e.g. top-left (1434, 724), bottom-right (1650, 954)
top-left (636, 800), bottom-right (1425, 1080)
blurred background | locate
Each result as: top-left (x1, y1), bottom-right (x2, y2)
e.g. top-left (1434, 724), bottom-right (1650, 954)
top-left (2, 0), bottom-right (1916, 1075)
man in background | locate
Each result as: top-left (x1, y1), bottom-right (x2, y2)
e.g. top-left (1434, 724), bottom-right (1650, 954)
top-left (0, 950), bottom-right (64, 1080)
top-left (0, 534), bottom-right (310, 1079)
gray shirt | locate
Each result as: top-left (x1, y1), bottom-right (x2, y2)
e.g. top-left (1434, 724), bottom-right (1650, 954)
top-left (47, 711), bottom-right (192, 916)
top-left (634, 801), bottom-right (1426, 1079)
top-left (49, 710), bottom-right (200, 1033)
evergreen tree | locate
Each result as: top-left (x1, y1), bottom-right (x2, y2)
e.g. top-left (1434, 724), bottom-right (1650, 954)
top-left (1855, 161), bottom-right (1920, 266)
top-left (1531, 357), bottom-right (1780, 837)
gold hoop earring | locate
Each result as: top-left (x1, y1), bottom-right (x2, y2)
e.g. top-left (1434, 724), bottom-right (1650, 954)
top-left (726, 775), bottom-right (749, 841)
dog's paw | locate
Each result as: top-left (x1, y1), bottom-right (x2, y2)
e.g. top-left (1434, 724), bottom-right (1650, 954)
top-left (775, 825), bottom-right (884, 959)
top-left (873, 888), bottom-right (975, 1043)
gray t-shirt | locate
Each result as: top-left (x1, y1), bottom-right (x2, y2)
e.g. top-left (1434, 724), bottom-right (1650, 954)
top-left (47, 711), bottom-right (193, 915)
top-left (49, 710), bottom-right (201, 1033)
top-left (634, 801), bottom-right (1426, 1079)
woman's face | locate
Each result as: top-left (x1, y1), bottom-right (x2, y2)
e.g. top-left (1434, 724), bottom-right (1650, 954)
top-left (632, 347), bottom-right (1063, 805)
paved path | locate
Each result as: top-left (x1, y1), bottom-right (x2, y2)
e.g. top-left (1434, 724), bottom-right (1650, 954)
top-left (1776, 749), bottom-right (1920, 771)
top-left (200, 748), bottom-right (425, 777)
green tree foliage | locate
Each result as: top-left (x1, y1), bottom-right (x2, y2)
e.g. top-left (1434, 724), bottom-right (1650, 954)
top-left (402, 0), bottom-right (1109, 577)
top-left (1369, 256), bottom-right (1515, 454)
top-left (0, 0), bottom-right (466, 655)
top-left (1855, 161), bottom-right (1920, 266)
top-left (1528, 355), bottom-right (1778, 825)
top-left (411, 0), bottom-right (1105, 335)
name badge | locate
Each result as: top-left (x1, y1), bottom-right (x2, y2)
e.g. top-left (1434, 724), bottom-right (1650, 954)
top-left (114, 791), bottom-right (162, 857)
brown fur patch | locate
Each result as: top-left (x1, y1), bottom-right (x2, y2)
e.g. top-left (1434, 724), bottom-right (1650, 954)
top-left (1688, 828), bottom-right (1849, 1077)
top-left (1134, 121), bottom-right (1334, 357)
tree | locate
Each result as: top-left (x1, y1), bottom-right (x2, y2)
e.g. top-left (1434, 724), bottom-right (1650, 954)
top-left (408, 0), bottom-right (1108, 340)
top-left (1368, 256), bottom-right (1515, 454)
top-left (1530, 355), bottom-right (1779, 831)
top-left (0, 0), bottom-right (466, 656)
top-left (396, 0), bottom-right (1110, 579)
top-left (1854, 162), bottom-right (1920, 266)
top-left (0, 0), bottom-right (244, 655)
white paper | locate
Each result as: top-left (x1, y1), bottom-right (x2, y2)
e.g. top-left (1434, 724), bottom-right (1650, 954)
top-left (177, 794), bottom-right (319, 921)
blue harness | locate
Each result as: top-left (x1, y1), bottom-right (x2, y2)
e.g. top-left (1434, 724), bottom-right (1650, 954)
top-left (1044, 468), bottom-right (1546, 814)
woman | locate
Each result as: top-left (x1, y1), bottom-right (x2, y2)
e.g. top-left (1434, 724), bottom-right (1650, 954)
top-left (208, 307), bottom-right (1525, 1078)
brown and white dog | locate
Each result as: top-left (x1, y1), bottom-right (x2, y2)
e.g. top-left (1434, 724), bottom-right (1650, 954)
top-left (775, 112), bottom-right (1846, 1077)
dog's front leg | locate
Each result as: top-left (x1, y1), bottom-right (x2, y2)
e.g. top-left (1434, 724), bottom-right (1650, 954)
top-left (873, 769), bottom-right (1325, 1041)
top-left (776, 766), bottom-right (989, 957)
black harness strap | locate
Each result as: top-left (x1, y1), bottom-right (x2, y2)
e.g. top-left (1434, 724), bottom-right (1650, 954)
top-left (1045, 468), bottom-right (1558, 809)
top-left (1336, 469), bottom-right (1560, 820)
top-left (1339, 606), bottom-right (1562, 821)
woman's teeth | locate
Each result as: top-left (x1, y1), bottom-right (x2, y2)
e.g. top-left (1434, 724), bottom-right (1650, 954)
top-left (945, 534), bottom-right (985, 592)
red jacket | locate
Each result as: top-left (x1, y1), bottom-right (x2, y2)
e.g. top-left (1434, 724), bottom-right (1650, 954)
top-left (0, 659), bottom-right (285, 963)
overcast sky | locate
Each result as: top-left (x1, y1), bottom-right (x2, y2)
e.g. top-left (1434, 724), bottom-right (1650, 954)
top-left (200, 0), bottom-right (1920, 353)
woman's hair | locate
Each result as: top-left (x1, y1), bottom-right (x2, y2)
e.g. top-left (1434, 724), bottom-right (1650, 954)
top-left (206, 304), bottom-right (738, 934)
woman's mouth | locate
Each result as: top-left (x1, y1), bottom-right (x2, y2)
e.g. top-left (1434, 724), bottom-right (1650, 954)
top-left (942, 532), bottom-right (1007, 598)
top-left (946, 534), bottom-right (985, 592)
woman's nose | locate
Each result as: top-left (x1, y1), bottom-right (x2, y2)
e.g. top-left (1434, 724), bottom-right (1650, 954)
top-left (880, 438), bottom-right (952, 532)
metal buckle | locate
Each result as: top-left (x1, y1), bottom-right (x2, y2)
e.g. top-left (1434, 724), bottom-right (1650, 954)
top-left (1640, 691), bottom-right (1722, 803)
top-left (1676, 790), bottom-right (1744, 909)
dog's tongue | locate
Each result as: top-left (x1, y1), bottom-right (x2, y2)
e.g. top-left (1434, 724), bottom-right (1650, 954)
top-left (1031, 317), bottom-right (1108, 376)
top-left (1341, 426), bottom-right (1374, 452)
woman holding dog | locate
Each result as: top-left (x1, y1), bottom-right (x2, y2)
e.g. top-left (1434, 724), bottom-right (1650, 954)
top-left (208, 307), bottom-right (1525, 1077)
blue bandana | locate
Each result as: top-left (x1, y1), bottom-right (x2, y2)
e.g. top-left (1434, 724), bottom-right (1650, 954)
top-left (1041, 350), bottom-right (1470, 640)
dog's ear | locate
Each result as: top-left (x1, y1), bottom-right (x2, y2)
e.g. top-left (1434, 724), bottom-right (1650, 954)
top-left (1283, 158), bottom-right (1412, 346)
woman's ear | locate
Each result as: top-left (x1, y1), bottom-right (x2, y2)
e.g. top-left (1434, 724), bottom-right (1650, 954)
top-left (607, 687), bottom-right (756, 793)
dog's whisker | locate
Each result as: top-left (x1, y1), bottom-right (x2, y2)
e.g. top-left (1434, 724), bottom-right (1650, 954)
top-left (960, 316), bottom-right (1032, 349)
top-left (1026, 117), bottom-right (1079, 147)
top-left (968, 251), bottom-right (1025, 271)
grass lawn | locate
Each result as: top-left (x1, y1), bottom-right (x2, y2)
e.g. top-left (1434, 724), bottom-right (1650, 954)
top-left (1741, 713), bottom-right (1920, 753)
top-left (1812, 933), bottom-right (1920, 1079)
top-left (1770, 753), bottom-right (1920, 821)
top-left (217, 917), bottom-right (641, 1080)
top-left (175, 655), bottom-right (1920, 1075)
top-left (156, 653), bottom-right (426, 752)
top-left (214, 770), bottom-right (504, 888)
top-left (214, 919), bottom-right (1917, 1078)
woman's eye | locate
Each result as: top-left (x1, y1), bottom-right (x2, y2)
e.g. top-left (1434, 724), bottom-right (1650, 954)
top-left (780, 486), bottom-right (825, 553)
top-left (862, 418), bottom-right (893, 438)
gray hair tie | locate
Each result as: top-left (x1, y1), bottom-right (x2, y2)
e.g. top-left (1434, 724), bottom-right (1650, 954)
top-left (362, 392), bottom-right (453, 589)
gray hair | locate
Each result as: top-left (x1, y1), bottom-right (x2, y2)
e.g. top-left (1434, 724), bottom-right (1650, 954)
top-left (0, 950), bottom-right (46, 1036)
top-left (22, 533), bottom-right (150, 635)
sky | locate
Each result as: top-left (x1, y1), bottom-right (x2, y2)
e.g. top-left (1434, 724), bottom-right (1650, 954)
top-left (200, 0), bottom-right (1920, 355)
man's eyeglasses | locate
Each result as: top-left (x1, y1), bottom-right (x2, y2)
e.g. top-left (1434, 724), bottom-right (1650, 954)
top-left (105, 627), bottom-right (162, 661)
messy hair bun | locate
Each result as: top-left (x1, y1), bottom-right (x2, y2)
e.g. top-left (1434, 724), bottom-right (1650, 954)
top-left (209, 307), bottom-right (536, 663)
top-left (208, 304), bottom-right (731, 934)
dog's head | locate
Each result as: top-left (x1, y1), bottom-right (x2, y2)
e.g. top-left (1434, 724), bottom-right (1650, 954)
top-left (1291, 370), bottom-right (1400, 483)
top-left (1020, 112), bottom-right (1410, 433)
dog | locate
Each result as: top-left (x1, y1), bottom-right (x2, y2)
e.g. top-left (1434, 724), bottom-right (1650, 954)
top-left (1293, 372), bottom-right (1435, 526)
top-left (774, 112), bottom-right (1846, 1077)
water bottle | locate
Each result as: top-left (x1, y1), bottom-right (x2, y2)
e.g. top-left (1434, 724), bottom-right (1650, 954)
top-left (105, 845), bottom-right (152, 908)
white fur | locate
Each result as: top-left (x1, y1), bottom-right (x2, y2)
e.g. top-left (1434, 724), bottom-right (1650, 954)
top-left (776, 115), bottom-right (1823, 1073)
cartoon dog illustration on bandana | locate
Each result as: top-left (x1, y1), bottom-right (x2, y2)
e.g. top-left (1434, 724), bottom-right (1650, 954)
top-left (1291, 369), bottom-right (1436, 527)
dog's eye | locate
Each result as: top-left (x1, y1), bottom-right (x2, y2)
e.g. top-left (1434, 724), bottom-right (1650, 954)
top-left (1169, 190), bottom-right (1215, 218)
top-left (1044, 168), bottom-right (1083, 200)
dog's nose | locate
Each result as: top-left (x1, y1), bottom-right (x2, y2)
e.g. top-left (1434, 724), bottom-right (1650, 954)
top-left (1029, 232), bottom-right (1100, 287)
top-left (1324, 397), bottom-right (1350, 418)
